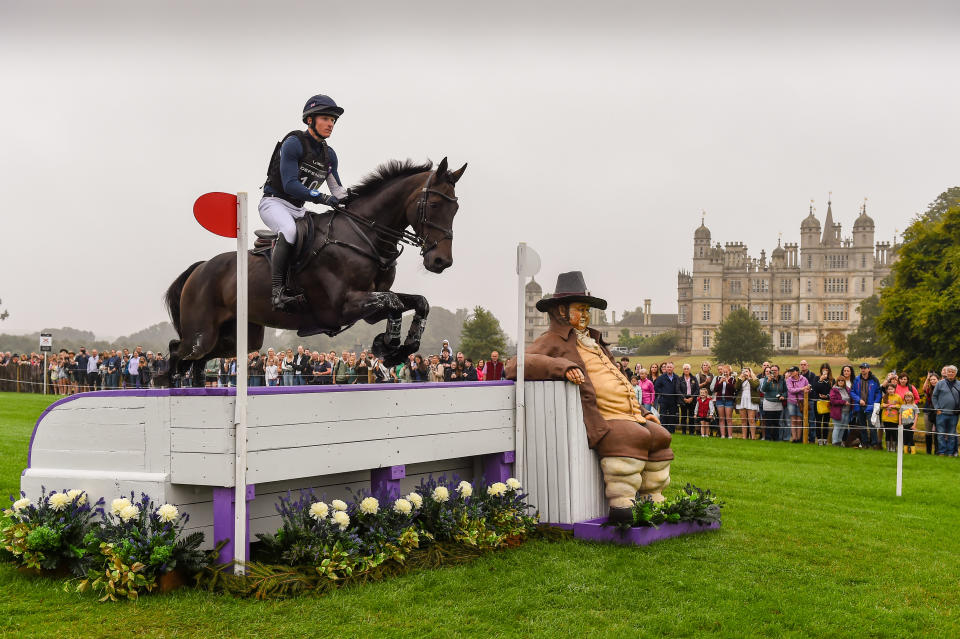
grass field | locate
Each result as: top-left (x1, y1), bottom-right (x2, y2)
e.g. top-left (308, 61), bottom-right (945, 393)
top-left (1, 391), bottom-right (958, 638)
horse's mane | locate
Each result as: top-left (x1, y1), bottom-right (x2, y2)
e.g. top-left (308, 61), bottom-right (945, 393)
top-left (350, 159), bottom-right (433, 198)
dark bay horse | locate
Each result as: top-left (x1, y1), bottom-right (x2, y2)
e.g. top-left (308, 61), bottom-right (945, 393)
top-left (163, 157), bottom-right (466, 386)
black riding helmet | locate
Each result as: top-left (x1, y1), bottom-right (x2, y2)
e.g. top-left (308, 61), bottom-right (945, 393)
top-left (302, 95), bottom-right (344, 123)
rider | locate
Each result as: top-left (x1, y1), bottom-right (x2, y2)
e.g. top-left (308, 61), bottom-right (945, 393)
top-left (261, 94), bottom-right (348, 311)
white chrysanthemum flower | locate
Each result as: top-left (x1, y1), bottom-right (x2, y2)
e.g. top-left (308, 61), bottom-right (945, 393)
top-left (12, 497), bottom-right (31, 513)
top-left (487, 482), bottom-right (507, 497)
top-left (359, 497), bottom-right (379, 515)
top-left (393, 498), bottom-right (412, 515)
top-left (309, 501), bottom-right (329, 521)
top-left (156, 504), bottom-right (179, 523)
top-left (407, 492), bottom-right (423, 509)
top-left (331, 499), bottom-right (348, 512)
top-left (48, 492), bottom-right (71, 511)
top-left (331, 510), bottom-right (350, 531)
top-left (67, 489), bottom-right (87, 505)
top-left (111, 497), bottom-right (132, 515)
top-left (432, 486), bottom-right (450, 503)
top-left (119, 504), bottom-right (141, 522)
top-left (457, 481), bottom-right (473, 498)
top-left (506, 478), bottom-right (522, 490)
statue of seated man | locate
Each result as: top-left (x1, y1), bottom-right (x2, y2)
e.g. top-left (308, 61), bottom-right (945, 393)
top-left (506, 271), bottom-right (673, 523)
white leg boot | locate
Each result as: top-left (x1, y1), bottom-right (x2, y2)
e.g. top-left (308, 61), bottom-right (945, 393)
top-left (600, 456), bottom-right (646, 523)
top-left (637, 461), bottom-right (671, 502)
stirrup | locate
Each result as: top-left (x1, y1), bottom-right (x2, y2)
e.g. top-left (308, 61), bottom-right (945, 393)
top-left (271, 287), bottom-right (304, 312)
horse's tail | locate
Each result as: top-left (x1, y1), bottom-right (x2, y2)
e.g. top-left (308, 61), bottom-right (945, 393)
top-left (164, 261), bottom-right (204, 336)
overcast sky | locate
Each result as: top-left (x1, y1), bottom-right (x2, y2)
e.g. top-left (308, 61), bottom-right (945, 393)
top-left (2, 0), bottom-right (957, 340)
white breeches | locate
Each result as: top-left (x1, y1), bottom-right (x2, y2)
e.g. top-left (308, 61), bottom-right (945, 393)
top-left (259, 196), bottom-right (306, 243)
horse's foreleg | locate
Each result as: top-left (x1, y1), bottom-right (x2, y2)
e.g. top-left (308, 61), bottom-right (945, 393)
top-left (394, 293), bottom-right (430, 348)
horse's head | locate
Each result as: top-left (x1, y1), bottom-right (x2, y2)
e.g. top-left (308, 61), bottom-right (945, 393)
top-left (409, 157), bottom-right (466, 273)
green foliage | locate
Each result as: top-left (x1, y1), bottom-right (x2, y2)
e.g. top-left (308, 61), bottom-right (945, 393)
top-left (609, 484), bottom-right (722, 532)
top-left (878, 194), bottom-right (960, 379)
top-left (711, 308), bottom-right (773, 369)
top-left (616, 330), bottom-right (679, 354)
top-left (912, 186), bottom-right (960, 225)
top-left (458, 306), bottom-right (508, 361)
top-left (847, 294), bottom-right (889, 359)
top-left (76, 542), bottom-right (155, 602)
top-left (0, 489), bottom-right (102, 575)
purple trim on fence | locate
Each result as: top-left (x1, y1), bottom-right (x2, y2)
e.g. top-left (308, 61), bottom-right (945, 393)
top-left (572, 518), bottom-right (720, 546)
top-left (482, 451), bottom-right (515, 484)
top-left (24, 381), bottom-right (514, 470)
top-left (212, 484), bottom-right (256, 564)
top-left (371, 465), bottom-right (406, 502)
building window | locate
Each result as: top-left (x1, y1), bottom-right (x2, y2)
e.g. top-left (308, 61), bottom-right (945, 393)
top-left (703, 278), bottom-right (711, 292)
top-left (824, 277), bottom-right (849, 293)
top-left (751, 304), bottom-right (769, 321)
top-left (679, 305), bottom-right (687, 324)
top-left (702, 330), bottom-right (711, 348)
top-left (806, 304), bottom-right (811, 321)
top-left (779, 279), bottom-right (793, 294)
top-left (702, 304), bottom-right (711, 321)
top-left (731, 303), bottom-right (742, 312)
top-left (779, 332), bottom-right (794, 348)
top-left (827, 254), bottom-right (849, 269)
top-left (780, 305), bottom-right (792, 321)
top-left (807, 255), bottom-right (813, 268)
top-left (861, 277), bottom-right (867, 293)
top-left (697, 246), bottom-right (705, 257)
top-left (861, 254), bottom-right (867, 268)
top-left (730, 280), bottom-right (742, 294)
top-left (751, 279), bottom-right (769, 293)
top-left (806, 279), bottom-right (812, 293)
top-left (825, 304), bottom-right (848, 321)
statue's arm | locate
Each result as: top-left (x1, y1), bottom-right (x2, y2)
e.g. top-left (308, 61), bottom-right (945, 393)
top-left (506, 353), bottom-right (581, 381)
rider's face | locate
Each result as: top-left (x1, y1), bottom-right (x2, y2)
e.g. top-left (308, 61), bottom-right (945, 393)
top-left (309, 115), bottom-right (336, 139)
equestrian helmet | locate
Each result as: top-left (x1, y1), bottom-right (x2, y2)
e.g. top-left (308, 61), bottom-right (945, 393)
top-left (302, 95), bottom-right (344, 123)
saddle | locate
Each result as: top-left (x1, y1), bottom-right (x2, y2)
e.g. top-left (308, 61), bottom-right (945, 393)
top-left (250, 213), bottom-right (316, 269)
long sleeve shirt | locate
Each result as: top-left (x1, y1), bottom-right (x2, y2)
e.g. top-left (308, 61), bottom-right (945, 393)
top-left (785, 375), bottom-right (810, 405)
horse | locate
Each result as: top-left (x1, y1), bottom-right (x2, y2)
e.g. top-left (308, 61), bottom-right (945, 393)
top-left (163, 157), bottom-right (466, 387)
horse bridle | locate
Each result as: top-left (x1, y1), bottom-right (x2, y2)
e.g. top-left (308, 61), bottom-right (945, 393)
top-left (414, 170), bottom-right (457, 256)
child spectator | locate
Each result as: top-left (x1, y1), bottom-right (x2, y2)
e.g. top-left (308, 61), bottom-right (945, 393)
top-left (697, 387), bottom-right (713, 438)
top-left (265, 356), bottom-right (279, 387)
top-left (829, 375), bottom-right (851, 447)
top-left (900, 392), bottom-right (919, 455)
top-left (636, 368), bottom-right (655, 411)
top-left (880, 383), bottom-right (903, 452)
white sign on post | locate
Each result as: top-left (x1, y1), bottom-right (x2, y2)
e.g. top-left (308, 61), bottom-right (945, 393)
top-left (515, 243), bottom-right (541, 489)
top-left (39, 333), bottom-right (52, 352)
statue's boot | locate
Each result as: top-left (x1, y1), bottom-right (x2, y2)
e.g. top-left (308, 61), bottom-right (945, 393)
top-left (636, 460), bottom-right (671, 503)
top-left (600, 456), bottom-right (646, 524)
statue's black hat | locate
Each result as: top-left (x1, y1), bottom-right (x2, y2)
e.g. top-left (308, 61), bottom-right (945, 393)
top-left (535, 271), bottom-right (608, 312)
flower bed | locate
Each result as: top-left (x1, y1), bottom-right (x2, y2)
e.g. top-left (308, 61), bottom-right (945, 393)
top-left (2, 489), bottom-right (209, 601)
top-left (196, 476), bottom-right (540, 599)
top-left (574, 484), bottom-right (723, 546)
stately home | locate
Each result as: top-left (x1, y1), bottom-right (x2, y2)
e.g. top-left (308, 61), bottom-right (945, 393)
top-left (676, 199), bottom-right (897, 355)
top-left (524, 279), bottom-right (677, 346)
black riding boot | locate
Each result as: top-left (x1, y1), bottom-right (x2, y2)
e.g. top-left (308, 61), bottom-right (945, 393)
top-left (270, 236), bottom-right (300, 312)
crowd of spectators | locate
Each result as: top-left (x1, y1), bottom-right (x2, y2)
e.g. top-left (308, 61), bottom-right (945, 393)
top-left (0, 340), bottom-right (506, 393)
top-left (620, 358), bottom-right (960, 457)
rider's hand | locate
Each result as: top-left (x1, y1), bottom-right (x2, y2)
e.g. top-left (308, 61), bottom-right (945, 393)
top-left (565, 368), bottom-right (585, 385)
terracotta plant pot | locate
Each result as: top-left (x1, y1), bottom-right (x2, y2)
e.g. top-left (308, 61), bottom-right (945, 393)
top-left (158, 569), bottom-right (187, 593)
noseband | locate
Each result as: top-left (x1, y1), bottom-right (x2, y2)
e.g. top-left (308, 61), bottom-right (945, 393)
top-left (415, 171), bottom-right (457, 256)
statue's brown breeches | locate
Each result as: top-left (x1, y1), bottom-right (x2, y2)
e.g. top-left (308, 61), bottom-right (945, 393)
top-left (595, 419), bottom-right (674, 462)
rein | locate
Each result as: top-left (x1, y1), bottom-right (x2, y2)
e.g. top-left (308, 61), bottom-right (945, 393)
top-left (304, 170), bottom-right (457, 270)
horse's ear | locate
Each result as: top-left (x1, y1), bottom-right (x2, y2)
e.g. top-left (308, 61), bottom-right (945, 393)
top-left (449, 162), bottom-right (467, 184)
top-left (435, 157), bottom-right (449, 179)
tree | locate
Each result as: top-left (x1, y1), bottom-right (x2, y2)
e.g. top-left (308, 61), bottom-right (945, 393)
top-left (0, 298), bottom-right (7, 321)
top-left (912, 186), bottom-right (960, 225)
top-left (877, 190), bottom-right (960, 379)
top-left (847, 294), bottom-right (888, 359)
top-left (458, 306), bottom-right (508, 361)
top-left (710, 308), bottom-right (773, 369)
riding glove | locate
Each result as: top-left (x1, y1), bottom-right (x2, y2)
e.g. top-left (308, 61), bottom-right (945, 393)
top-left (308, 190), bottom-right (340, 207)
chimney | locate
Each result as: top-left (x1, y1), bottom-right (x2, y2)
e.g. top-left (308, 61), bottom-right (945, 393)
top-left (644, 299), bottom-right (651, 325)
top-left (612, 310), bottom-right (617, 324)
